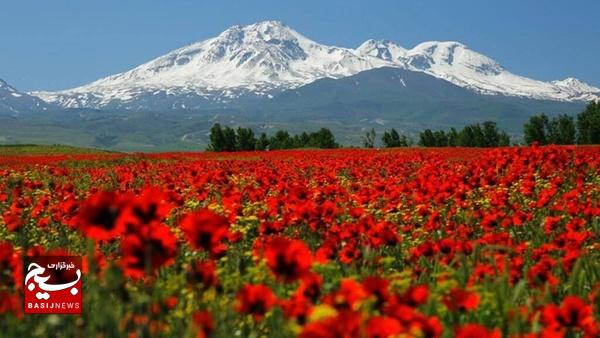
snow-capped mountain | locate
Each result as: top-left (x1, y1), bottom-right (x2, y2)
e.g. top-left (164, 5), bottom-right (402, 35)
top-left (551, 78), bottom-right (600, 101)
top-left (33, 21), bottom-right (389, 109)
top-left (0, 78), bottom-right (50, 115)
top-left (32, 20), bottom-right (599, 110)
top-left (357, 40), bottom-right (600, 101)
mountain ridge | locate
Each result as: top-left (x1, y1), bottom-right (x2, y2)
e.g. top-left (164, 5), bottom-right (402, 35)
top-left (0, 79), bottom-right (51, 116)
top-left (30, 20), bottom-right (599, 110)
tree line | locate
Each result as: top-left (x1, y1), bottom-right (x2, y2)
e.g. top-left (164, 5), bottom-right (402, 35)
top-left (416, 121), bottom-right (510, 147)
top-left (208, 123), bottom-right (338, 151)
top-left (370, 121), bottom-right (510, 149)
top-left (369, 102), bottom-right (600, 148)
top-left (208, 102), bottom-right (600, 151)
top-left (523, 102), bottom-right (600, 145)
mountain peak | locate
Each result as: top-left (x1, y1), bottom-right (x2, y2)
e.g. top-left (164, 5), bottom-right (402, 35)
top-left (217, 20), bottom-right (303, 44)
top-left (33, 21), bottom-right (386, 109)
top-left (249, 20), bottom-right (288, 30)
top-left (552, 77), bottom-right (600, 92)
top-left (406, 40), bottom-right (503, 76)
top-left (551, 78), bottom-right (600, 101)
top-left (357, 39), bottom-right (407, 62)
top-left (0, 78), bottom-right (17, 92)
top-left (0, 78), bottom-right (50, 114)
top-left (30, 21), bottom-right (600, 109)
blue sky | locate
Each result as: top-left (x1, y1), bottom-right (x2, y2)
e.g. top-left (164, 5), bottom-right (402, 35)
top-left (1, 0), bottom-right (598, 91)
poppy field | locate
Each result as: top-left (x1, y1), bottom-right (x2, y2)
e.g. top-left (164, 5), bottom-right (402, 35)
top-left (0, 146), bottom-right (599, 337)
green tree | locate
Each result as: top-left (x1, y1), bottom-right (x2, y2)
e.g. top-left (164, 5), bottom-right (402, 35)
top-left (382, 128), bottom-right (399, 148)
top-left (472, 123), bottom-right (485, 147)
top-left (523, 114), bottom-right (548, 145)
top-left (577, 101), bottom-right (600, 144)
top-left (458, 125), bottom-right (475, 147)
top-left (309, 128), bottom-right (337, 148)
top-left (419, 129), bottom-right (435, 147)
top-left (546, 114), bottom-right (576, 145)
top-left (256, 132), bottom-right (270, 151)
top-left (236, 127), bottom-right (256, 151)
top-left (498, 131), bottom-right (511, 146)
top-left (208, 123), bottom-right (225, 151)
top-left (556, 114), bottom-right (576, 145)
top-left (432, 130), bottom-right (448, 147)
top-left (482, 121), bottom-right (500, 147)
top-left (447, 128), bottom-right (459, 147)
top-left (299, 132), bottom-right (311, 147)
top-left (269, 130), bottom-right (292, 150)
top-left (221, 127), bottom-right (237, 151)
top-left (362, 128), bottom-right (376, 148)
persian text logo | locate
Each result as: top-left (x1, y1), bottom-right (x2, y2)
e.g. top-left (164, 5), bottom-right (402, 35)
top-left (24, 256), bottom-right (83, 314)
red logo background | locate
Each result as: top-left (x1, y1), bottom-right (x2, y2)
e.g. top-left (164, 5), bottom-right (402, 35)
top-left (24, 256), bottom-right (83, 314)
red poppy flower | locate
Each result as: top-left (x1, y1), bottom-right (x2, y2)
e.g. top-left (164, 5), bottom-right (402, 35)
top-left (2, 205), bottom-right (23, 232)
top-left (0, 242), bottom-right (20, 288)
top-left (338, 243), bottom-right (362, 264)
top-left (77, 191), bottom-right (131, 241)
top-left (180, 209), bottom-right (230, 258)
top-left (366, 316), bottom-right (403, 338)
top-left (542, 296), bottom-right (598, 337)
top-left (400, 284), bottom-right (429, 307)
top-left (120, 223), bottom-right (177, 280)
top-left (263, 237), bottom-right (312, 282)
top-left (323, 279), bottom-right (368, 310)
top-left (297, 272), bottom-right (323, 301)
top-left (280, 294), bottom-right (313, 325)
top-left (414, 316), bottom-right (443, 338)
top-left (362, 276), bottom-right (391, 308)
top-left (455, 324), bottom-right (501, 338)
top-left (235, 284), bottom-right (277, 321)
top-left (0, 291), bottom-right (21, 317)
top-left (193, 310), bottom-right (214, 338)
top-left (299, 310), bottom-right (362, 338)
top-left (186, 260), bottom-right (218, 289)
top-left (443, 288), bottom-right (479, 312)
top-left (118, 188), bottom-right (172, 232)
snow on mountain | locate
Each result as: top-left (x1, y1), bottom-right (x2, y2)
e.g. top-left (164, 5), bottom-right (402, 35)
top-left (32, 21), bottom-right (599, 110)
top-left (33, 21), bottom-right (389, 109)
top-left (357, 39), bottom-right (407, 62)
top-left (551, 78), bottom-right (600, 101)
top-left (358, 40), bottom-right (599, 101)
top-left (0, 78), bottom-right (50, 115)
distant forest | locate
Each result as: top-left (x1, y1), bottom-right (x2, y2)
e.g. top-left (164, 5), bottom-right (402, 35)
top-left (207, 102), bottom-right (600, 151)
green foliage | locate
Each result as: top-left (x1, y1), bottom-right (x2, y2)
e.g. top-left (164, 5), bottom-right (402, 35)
top-left (577, 101), bottom-right (600, 144)
top-left (447, 128), bottom-right (459, 147)
top-left (382, 128), bottom-right (409, 148)
top-left (523, 102), bottom-right (600, 145)
top-left (208, 123), bottom-right (226, 151)
top-left (362, 128), bottom-right (376, 148)
top-left (236, 127), bottom-right (256, 151)
top-left (308, 128), bottom-right (338, 149)
top-left (221, 127), bottom-right (237, 152)
top-left (524, 114), bottom-right (549, 145)
top-left (208, 125), bottom-right (338, 151)
top-left (268, 130), bottom-right (293, 150)
top-left (0, 144), bottom-right (110, 155)
top-left (419, 121), bottom-right (509, 147)
top-left (482, 121), bottom-right (500, 147)
top-left (255, 133), bottom-right (270, 151)
top-left (418, 129), bottom-right (435, 147)
top-left (547, 114), bottom-right (576, 145)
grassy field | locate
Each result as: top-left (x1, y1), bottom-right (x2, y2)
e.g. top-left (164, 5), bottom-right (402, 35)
top-left (0, 144), bottom-right (112, 156)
